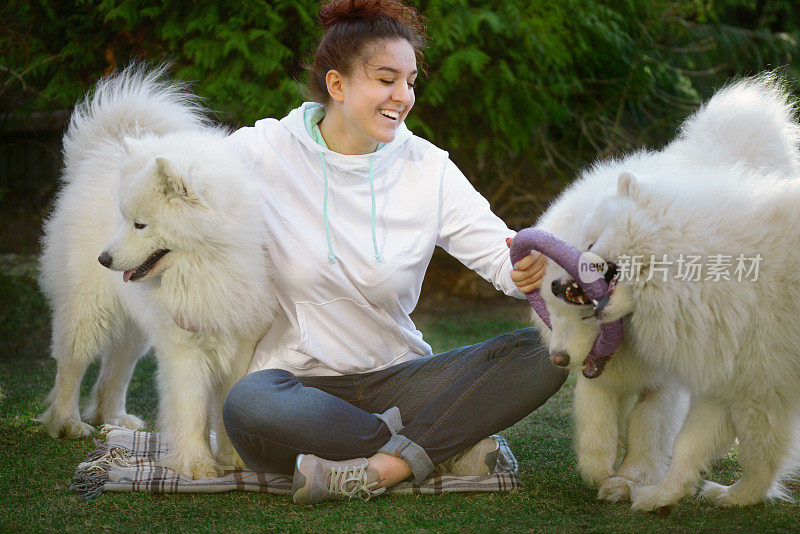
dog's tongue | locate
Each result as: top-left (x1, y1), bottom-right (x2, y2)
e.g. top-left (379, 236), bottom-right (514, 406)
top-left (123, 270), bottom-right (134, 282)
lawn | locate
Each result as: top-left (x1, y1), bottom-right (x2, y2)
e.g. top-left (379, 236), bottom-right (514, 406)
top-left (0, 258), bottom-right (798, 533)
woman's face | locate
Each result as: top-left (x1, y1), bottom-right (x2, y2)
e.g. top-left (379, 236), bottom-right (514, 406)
top-left (327, 38), bottom-right (417, 154)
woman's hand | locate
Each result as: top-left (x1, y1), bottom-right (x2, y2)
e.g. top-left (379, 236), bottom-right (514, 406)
top-left (506, 237), bottom-right (547, 293)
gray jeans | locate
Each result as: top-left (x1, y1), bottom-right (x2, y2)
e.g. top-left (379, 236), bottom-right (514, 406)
top-left (222, 328), bottom-right (566, 484)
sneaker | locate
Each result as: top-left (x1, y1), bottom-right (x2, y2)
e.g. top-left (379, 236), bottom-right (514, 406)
top-left (436, 437), bottom-right (500, 476)
top-left (291, 454), bottom-right (386, 504)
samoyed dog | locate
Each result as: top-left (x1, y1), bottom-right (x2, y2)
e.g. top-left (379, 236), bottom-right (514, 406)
top-left (37, 65), bottom-right (276, 479)
top-left (531, 75), bottom-right (800, 508)
top-left (534, 198), bottom-right (689, 503)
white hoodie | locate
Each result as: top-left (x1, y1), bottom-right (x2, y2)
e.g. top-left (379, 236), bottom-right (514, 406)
top-left (227, 102), bottom-right (524, 376)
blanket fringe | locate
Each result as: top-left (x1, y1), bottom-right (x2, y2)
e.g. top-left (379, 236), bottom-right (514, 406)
top-left (70, 433), bottom-right (133, 499)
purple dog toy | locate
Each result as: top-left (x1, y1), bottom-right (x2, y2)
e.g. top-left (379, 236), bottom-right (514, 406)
top-left (509, 227), bottom-right (623, 378)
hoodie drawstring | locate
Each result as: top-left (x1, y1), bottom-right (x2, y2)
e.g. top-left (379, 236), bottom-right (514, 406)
top-left (319, 153), bottom-right (382, 264)
top-left (369, 155), bottom-right (383, 263)
top-left (320, 152), bottom-right (337, 263)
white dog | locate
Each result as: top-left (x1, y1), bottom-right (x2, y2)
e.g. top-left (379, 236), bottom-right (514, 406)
top-left (534, 205), bottom-right (689, 502)
top-left (532, 75), bottom-right (800, 506)
top-left (37, 65), bottom-right (276, 479)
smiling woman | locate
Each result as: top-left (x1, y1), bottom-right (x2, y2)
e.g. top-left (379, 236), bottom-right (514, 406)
top-left (310, 2), bottom-right (422, 155)
top-left (221, 0), bottom-right (561, 506)
top-left (319, 39), bottom-right (418, 154)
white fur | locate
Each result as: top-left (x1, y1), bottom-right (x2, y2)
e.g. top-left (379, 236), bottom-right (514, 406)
top-left (37, 64), bottom-right (277, 479)
top-left (534, 194), bottom-right (689, 502)
top-left (533, 75), bottom-right (800, 507)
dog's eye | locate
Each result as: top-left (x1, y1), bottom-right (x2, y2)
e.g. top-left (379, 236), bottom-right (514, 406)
top-left (134, 222), bottom-right (147, 230)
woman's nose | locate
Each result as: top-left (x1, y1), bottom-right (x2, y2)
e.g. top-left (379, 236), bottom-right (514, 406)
top-left (393, 83), bottom-right (412, 105)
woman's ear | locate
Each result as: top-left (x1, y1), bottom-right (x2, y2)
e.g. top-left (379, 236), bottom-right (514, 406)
top-left (326, 70), bottom-right (345, 103)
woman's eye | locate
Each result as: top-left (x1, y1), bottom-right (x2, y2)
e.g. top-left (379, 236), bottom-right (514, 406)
top-left (408, 81), bottom-right (416, 89)
top-left (381, 79), bottom-right (394, 85)
top-left (134, 222), bottom-right (147, 230)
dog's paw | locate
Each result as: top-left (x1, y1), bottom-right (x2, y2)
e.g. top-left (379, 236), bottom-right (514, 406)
top-left (104, 413), bottom-right (146, 430)
top-left (82, 407), bottom-right (145, 430)
top-left (36, 410), bottom-right (95, 439)
top-left (701, 481), bottom-right (762, 507)
top-left (598, 476), bottom-right (634, 502)
top-left (701, 481), bottom-right (735, 506)
top-left (214, 447), bottom-right (246, 470)
top-left (188, 457), bottom-right (224, 480)
top-left (159, 453), bottom-right (224, 480)
top-left (233, 451), bottom-right (247, 469)
top-left (578, 459), bottom-right (613, 488)
top-left (630, 485), bottom-right (678, 515)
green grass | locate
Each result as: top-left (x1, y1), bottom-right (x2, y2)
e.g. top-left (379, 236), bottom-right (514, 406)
top-left (1, 265), bottom-right (798, 533)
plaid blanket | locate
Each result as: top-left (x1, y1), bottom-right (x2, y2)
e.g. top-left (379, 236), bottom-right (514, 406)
top-left (71, 425), bottom-right (523, 499)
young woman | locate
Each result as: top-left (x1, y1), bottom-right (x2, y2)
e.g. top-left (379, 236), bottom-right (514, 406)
top-left (222, 0), bottom-right (566, 504)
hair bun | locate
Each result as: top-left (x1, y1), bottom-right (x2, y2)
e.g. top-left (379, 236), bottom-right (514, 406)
top-left (318, 0), bottom-right (422, 33)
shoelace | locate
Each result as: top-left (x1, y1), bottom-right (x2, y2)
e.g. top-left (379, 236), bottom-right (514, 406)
top-left (328, 463), bottom-right (387, 502)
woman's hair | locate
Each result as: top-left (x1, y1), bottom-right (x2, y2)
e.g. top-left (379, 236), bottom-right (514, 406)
top-left (307, 0), bottom-right (427, 103)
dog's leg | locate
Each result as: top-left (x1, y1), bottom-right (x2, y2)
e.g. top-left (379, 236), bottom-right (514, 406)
top-left (37, 308), bottom-right (105, 439)
top-left (574, 376), bottom-right (619, 487)
top-left (155, 341), bottom-right (222, 479)
top-left (631, 398), bottom-right (734, 513)
top-left (82, 321), bottom-right (148, 430)
top-left (210, 383), bottom-right (245, 470)
top-left (599, 383), bottom-right (689, 502)
top-left (211, 340), bottom-right (254, 470)
top-left (702, 400), bottom-right (795, 506)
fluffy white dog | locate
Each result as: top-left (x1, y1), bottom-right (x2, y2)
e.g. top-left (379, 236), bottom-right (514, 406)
top-left (37, 65), bottom-right (276, 479)
top-left (531, 75), bottom-right (800, 507)
top-left (534, 204), bottom-right (689, 502)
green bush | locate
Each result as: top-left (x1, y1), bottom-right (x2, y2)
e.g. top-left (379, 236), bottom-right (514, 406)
top-left (2, 0), bottom-right (798, 225)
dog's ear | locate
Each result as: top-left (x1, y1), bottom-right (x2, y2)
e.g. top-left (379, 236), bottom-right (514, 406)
top-left (617, 172), bottom-right (641, 200)
top-left (155, 157), bottom-right (202, 205)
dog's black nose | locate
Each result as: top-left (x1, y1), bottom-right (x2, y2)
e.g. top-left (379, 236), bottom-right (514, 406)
top-left (98, 252), bottom-right (113, 268)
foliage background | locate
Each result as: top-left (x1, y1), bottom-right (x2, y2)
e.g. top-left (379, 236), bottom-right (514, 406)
top-left (1, 3), bottom-right (800, 528)
top-left (1, 0), bottom-right (799, 241)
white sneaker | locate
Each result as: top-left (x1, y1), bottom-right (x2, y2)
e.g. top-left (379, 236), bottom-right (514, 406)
top-left (292, 454), bottom-right (386, 504)
top-left (436, 437), bottom-right (500, 476)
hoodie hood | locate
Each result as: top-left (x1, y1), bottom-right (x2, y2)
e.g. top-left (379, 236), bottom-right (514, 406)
top-left (281, 102), bottom-right (414, 173)
top-left (281, 102), bottom-right (416, 264)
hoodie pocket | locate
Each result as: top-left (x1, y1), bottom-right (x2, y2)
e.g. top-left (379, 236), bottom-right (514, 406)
top-left (292, 298), bottom-right (408, 373)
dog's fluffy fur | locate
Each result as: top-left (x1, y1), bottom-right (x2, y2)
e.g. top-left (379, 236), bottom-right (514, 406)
top-left (533, 75), bottom-right (800, 508)
top-left (37, 65), bottom-right (276, 479)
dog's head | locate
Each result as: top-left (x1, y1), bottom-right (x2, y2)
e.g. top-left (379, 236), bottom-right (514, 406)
top-left (98, 133), bottom-right (256, 283)
top-left (532, 172), bottom-right (648, 374)
top-left (538, 260), bottom-right (602, 369)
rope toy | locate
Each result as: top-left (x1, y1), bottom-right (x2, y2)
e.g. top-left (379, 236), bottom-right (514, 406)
top-left (509, 228), bottom-right (623, 378)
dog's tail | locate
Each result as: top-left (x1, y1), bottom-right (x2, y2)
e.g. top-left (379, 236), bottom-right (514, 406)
top-left (671, 73), bottom-right (800, 176)
top-left (62, 63), bottom-right (210, 177)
